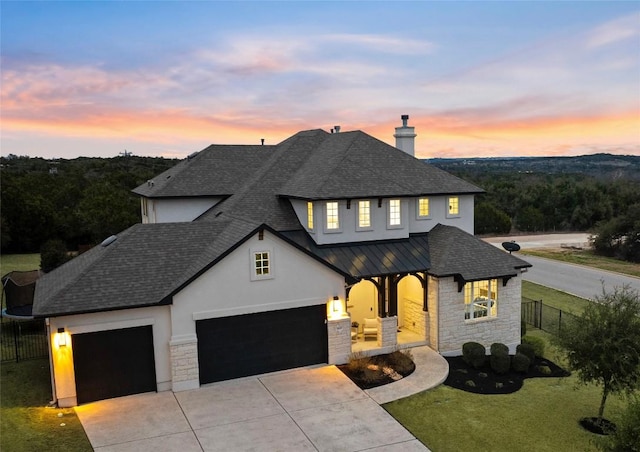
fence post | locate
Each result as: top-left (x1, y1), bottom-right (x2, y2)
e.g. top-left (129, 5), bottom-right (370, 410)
top-left (539, 299), bottom-right (543, 331)
top-left (559, 309), bottom-right (562, 333)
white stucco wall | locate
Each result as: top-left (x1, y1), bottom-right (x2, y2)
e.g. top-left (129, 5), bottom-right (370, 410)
top-left (407, 195), bottom-right (475, 235)
top-left (48, 305), bottom-right (171, 407)
top-left (171, 229), bottom-right (345, 339)
top-left (141, 197), bottom-right (222, 223)
top-left (435, 275), bottom-right (522, 355)
top-left (291, 195), bottom-right (475, 244)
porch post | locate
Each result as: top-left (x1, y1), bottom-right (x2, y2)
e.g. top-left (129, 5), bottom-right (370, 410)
top-left (377, 277), bottom-right (387, 318)
top-left (423, 272), bottom-right (429, 311)
top-left (388, 275), bottom-right (399, 317)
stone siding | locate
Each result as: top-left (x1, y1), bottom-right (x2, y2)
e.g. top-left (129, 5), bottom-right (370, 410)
top-left (436, 275), bottom-right (522, 355)
top-left (169, 339), bottom-right (199, 391)
top-left (428, 276), bottom-right (439, 349)
top-left (379, 316), bottom-right (397, 348)
top-left (327, 316), bottom-right (351, 364)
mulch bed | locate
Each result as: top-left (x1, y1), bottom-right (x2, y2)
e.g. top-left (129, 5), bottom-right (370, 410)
top-left (338, 352), bottom-right (416, 390)
top-left (444, 355), bottom-right (570, 394)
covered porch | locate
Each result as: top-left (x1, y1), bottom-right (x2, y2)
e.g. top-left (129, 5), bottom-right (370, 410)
top-left (346, 272), bottom-right (430, 355)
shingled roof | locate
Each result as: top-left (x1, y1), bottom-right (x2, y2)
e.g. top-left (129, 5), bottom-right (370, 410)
top-left (34, 127), bottom-right (515, 318)
top-left (427, 224), bottom-right (531, 281)
top-left (33, 219), bottom-right (261, 317)
top-left (132, 144), bottom-right (271, 198)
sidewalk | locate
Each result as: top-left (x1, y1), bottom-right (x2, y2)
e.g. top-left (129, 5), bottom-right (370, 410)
top-left (366, 345), bottom-right (449, 404)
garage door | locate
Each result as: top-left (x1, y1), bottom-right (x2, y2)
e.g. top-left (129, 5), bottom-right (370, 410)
top-left (197, 305), bottom-right (328, 384)
top-left (72, 326), bottom-right (157, 404)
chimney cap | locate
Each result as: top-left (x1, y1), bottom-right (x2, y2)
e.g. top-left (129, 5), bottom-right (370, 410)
top-left (401, 114), bottom-right (409, 120)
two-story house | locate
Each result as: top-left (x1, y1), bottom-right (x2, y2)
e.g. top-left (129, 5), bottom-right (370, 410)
top-left (34, 116), bottom-right (530, 407)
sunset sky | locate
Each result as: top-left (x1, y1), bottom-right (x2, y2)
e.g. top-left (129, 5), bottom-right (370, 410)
top-left (2, 1), bottom-right (639, 160)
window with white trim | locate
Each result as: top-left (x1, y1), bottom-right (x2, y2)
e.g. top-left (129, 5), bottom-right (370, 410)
top-left (388, 199), bottom-right (401, 227)
top-left (417, 197), bottom-right (430, 219)
top-left (326, 201), bottom-right (339, 230)
top-left (358, 200), bottom-right (371, 229)
top-left (251, 250), bottom-right (274, 281)
top-left (448, 196), bottom-right (459, 217)
top-left (307, 201), bottom-right (314, 231)
top-left (464, 279), bottom-right (498, 320)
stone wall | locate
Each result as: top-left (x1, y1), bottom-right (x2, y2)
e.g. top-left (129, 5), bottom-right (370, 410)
top-left (169, 337), bottom-right (200, 391)
top-left (379, 316), bottom-right (398, 348)
top-left (436, 275), bottom-right (522, 355)
top-left (327, 316), bottom-right (351, 364)
top-left (428, 276), bottom-right (440, 349)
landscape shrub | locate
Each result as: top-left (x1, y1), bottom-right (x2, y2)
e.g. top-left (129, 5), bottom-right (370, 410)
top-left (522, 335), bottom-right (545, 358)
top-left (462, 342), bottom-right (486, 369)
top-left (490, 350), bottom-right (511, 374)
top-left (490, 343), bottom-right (509, 356)
top-left (516, 343), bottom-right (536, 363)
top-left (347, 352), bottom-right (370, 374)
top-left (512, 352), bottom-right (531, 373)
top-left (388, 350), bottom-right (415, 375)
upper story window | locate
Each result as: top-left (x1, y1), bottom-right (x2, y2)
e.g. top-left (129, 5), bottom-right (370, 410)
top-left (448, 196), bottom-right (460, 217)
top-left (326, 201), bottom-right (340, 230)
top-left (388, 199), bottom-right (401, 227)
top-left (251, 250), bottom-right (273, 281)
top-left (417, 197), bottom-right (430, 219)
top-left (358, 200), bottom-right (371, 229)
top-left (464, 279), bottom-right (498, 320)
top-left (307, 202), bottom-right (314, 231)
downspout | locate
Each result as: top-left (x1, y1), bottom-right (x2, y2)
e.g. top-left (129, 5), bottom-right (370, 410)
top-left (45, 318), bottom-right (58, 406)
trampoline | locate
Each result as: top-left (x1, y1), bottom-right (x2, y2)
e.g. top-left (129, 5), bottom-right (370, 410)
top-left (1, 270), bottom-right (41, 320)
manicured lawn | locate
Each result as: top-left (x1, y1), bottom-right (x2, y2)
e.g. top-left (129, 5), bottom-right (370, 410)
top-left (522, 280), bottom-right (592, 315)
top-left (0, 254), bottom-right (41, 275)
top-left (520, 249), bottom-right (640, 278)
top-left (384, 331), bottom-right (626, 452)
top-left (1, 359), bottom-right (91, 452)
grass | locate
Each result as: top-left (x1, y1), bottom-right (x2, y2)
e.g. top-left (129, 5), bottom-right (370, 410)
top-left (520, 248), bottom-right (640, 278)
top-left (1, 359), bottom-right (92, 452)
top-left (0, 254), bottom-right (41, 275)
top-left (384, 330), bottom-right (627, 452)
top-left (522, 280), bottom-right (592, 316)
top-left (1, 253), bottom-right (90, 450)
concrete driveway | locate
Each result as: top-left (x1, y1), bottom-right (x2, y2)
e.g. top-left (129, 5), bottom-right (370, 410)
top-left (75, 365), bottom-right (430, 452)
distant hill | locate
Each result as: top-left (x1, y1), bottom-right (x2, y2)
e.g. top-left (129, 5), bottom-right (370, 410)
top-left (426, 154), bottom-right (640, 181)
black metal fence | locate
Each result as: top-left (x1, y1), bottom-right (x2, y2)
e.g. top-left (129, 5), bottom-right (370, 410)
top-left (0, 318), bottom-right (49, 362)
top-left (521, 297), bottom-right (577, 336)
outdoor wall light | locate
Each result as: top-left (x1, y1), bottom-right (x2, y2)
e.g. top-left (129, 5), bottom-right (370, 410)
top-left (57, 328), bottom-right (67, 347)
top-left (332, 296), bottom-right (340, 312)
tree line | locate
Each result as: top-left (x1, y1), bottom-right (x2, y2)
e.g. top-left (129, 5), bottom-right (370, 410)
top-left (1, 154), bottom-right (639, 263)
top-left (439, 167), bottom-right (640, 263)
top-left (1, 155), bottom-right (176, 254)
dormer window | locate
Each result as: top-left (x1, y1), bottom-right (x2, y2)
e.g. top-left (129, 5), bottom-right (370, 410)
top-left (417, 197), bottom-right (430, 219)
top-left (388, 199), bottom-right (401, 227)
top-left (448, 196), bottom-right (460, 217)
top-left (358, 200), bottom-right (371, 229)
top-left (307, 201), bottom-right (314, 231)
top-left (326, 201), bottom-right (340, 231)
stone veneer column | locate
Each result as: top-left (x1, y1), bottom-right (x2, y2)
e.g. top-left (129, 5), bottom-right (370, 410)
top-left (169, 335), bottom-right (200, 392)
top-left (327, 316), bottom-right (351, 365)
top-left (378, 316), bottom-right (398, 348)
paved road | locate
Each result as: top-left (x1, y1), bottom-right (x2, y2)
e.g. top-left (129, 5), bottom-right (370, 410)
top-left (483, 234), bottom-right (640, 299)
top-left (516, 254), bottom-right (640, 300)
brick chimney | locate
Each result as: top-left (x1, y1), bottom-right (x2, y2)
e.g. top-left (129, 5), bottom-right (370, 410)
top-left (394, 114), bottom-right (417, 156)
